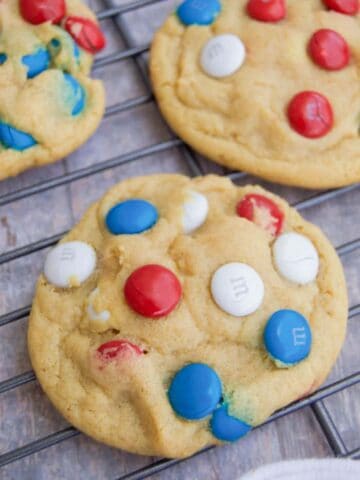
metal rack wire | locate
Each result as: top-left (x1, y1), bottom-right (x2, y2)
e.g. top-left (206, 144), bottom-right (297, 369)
top-left (0, 0), bottom-right (359, 478)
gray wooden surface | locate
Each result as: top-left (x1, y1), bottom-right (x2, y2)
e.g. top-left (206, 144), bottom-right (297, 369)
top-left (0, 1), bottom-right (359, 479)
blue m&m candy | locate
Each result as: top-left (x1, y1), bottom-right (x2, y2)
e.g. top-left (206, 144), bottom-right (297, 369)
top-left (63, 73), bottom-right (86, 116)
top-left (177, 0), bottom-right (221, 26)
top-left (0, 53), bottom-right (7, 65)
top-left (210, 404), bottom-right (251, 442)
top-left (0, 122), bottom-right (37, 151)
top-left (105, 199), bottom-right (159, 235)
top-left (22, 48), bottom-right (50, 79)
top-left (264, 309), bottom-right (312, 366)
top-left (168, 363), bottom-right (222, 420)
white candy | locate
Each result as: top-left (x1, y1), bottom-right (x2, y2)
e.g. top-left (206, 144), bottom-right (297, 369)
top-left (87, 288), bottom-right (110, 322)
top-left (200, 34), bottom-right (246, 78)
top-left (211, 263), bottom-right (264, 317)
top-left (273, 233), bottom-right (319, 285)
top-left (183, 191), bottom-right (209, 234)
top-left (44, 241), bottom-right (96, 288)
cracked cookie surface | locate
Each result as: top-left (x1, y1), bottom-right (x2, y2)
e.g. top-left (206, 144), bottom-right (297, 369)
top-left (0, 0), bottom-right (105, 180)
top-left (28, 174), bottom-right (348, 457)
top-left (150, 0), bottom-right (360, 188)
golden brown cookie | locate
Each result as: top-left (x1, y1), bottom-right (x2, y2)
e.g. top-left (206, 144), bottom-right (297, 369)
top-left (28, 174), bottom-right (348, 458)
top-left (150, 0), bottom-right (360, 189)
top-left (0, 0), bottom-right (105, 180)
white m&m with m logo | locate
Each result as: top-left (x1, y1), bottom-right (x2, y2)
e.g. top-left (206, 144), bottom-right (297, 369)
top-left (44, 241), bottom-right (96, 288)
top-left (211, 263), bottom-right (264, 317)
top-left (273, 233), bottom-right (319, 285)
top-left (200, 34), bottom-right (246, 78)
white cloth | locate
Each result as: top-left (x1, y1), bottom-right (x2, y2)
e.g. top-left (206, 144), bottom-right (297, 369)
top-left (240, 459), bottom-right (360, 480)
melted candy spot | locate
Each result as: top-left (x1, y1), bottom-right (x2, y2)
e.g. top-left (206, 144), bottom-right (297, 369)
top-left (168, 363), bottom-right (222, 420)
top-left (0, 122), bottom-right (37, 151)
top-left (97, 340), bottom-right (143, 360)
top-left (177, 0), bottom-right (221, 26)
top-left (0, 53), bottom-right (7, 65)
top-left (63, 73), bottom-right (86, 115)
top-left (22, 48), bottom-right (50, 79)
top-left (124, 264), bottom-right (182, 318)
top-left (236, 194), bottom-right (284, 236)
top-left (264, 309), bottom-right (312, 366)
top-left (211, 404), bottom-right (252, 441)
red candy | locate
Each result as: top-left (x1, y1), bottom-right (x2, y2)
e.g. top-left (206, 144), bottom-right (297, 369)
top-left (247, 0), bottom-right (286, 22)
top-left (20, 0), bottom-right (65, 25)
top-left (124, 265), bottom-right (182, 318)
top-left (287, 91), bottom-right (334, 138)
top-left (322, 0), bottom-right (359, 15)
top-left (309, 29), bottom-right (350, 70)
top-left (97, 340), bottom-right (143, 360)
top-left (64, 16), bottom-right (106, 53)
top-left (236, 194), bottom-right (284, 236)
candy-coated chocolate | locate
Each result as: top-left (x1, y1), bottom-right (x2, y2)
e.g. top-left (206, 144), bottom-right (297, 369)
top-left (247, 0), bottom-right (286, 22)
top-left (97, 340), bottom-right (143, 360)
top-left (64, 16), bottom-right (106, 53)
top-left (0, 54), bottom-right (7, 65)
top-left (264, 309), bottom-right (312, 366)
top-left (211, 263), bottom-right (264, 317)
top-left (124, 264), bottom-right (182, 318)
top-left (273, 232), bottom-right (319, 285)
top-left (210, 405), bottom-right (251, 441)
top-left (236, 194), bottom-right (284, 236)
top-left (309, 29), bottom-right (350, 70)
top-left (200, 34), bottom-right (246, 78)
top-left (22, 48), bottom-right (50, 79)
top-left (183, 191), bottom-right (208, 234)
top-left (44, 241), bottom-right (96, 288)
top-left (0, 122), bottom-right (37, 150)
top-left (105, 199), bottom-right (158, 235)
top-left (177, 0), bottom-right (221, 26)
top-left (322, 0), bottom-right (359, 15)
top-left (63, 74), bottom-right (86, 116)
top-left (287, 91), bottom-right (333, 138)
top-left (20, 0), bottom-right (66, 24)
top-left (168, 363), bottom-right (222, 420)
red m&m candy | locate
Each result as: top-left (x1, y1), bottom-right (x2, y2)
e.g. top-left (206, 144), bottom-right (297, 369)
top-left (247, 0), bottom-right (286, 22)
top-left (97, 340), bottom-right (143, 360)
top-left (20, 0), bottom-right (65, 25)
top-left (322, 0), bottom-right (359, 15)
top-left (64, 16), bottom-right (106, 53)
top-left (309, 29), bottom-right (350, 70)
top-left (236, 194), bottom-right (284, 236)
top-left (287, 91), bottom-right (334, 138)
top-left (124, 265), bottom-right (182, 318)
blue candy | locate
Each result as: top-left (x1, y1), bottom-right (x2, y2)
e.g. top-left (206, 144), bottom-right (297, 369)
top-left (105, 199), bottom-right (159, 235)
top-left (0, 53), bottom-right (7, 65)
top-left (177, 0), bottom-right (221, 26)
top-left (168, 363), bottom-right (222, 420)
top-left (210, 404), bottom-right (251, 442)
top-left (264, 310), bottom-right (312, 366)
top-left (63, 73), bottom-right (86, 116)
top-left (22, 48), bottom-right (50, 79)
top-left (0, 122), bottom-right (37, 151)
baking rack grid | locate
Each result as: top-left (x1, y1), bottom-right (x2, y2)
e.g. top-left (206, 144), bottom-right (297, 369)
top-left (0, 0), bottom-right (359, 478)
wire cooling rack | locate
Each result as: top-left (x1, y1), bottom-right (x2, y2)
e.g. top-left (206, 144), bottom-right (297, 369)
top-left (0, 1), bottom-right (359, 478)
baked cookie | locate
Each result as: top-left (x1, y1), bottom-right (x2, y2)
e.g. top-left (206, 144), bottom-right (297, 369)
top-left (28, 174), bottom-right (348, 458)
top-left (0, 0), bottom-right (106, 180)
top-left (150, 0), bottom-right (360, 189)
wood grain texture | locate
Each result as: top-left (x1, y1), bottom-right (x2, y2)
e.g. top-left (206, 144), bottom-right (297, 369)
top-left (0, 0), bottom-right (359, 479)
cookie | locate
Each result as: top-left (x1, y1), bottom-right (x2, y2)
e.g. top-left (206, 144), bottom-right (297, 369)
top-left (0, 0), bottom-right (106, 180)
top-left (150, 0), bottom-right (360, 189)
top-left (28, 174), bottom-right (348, 457)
